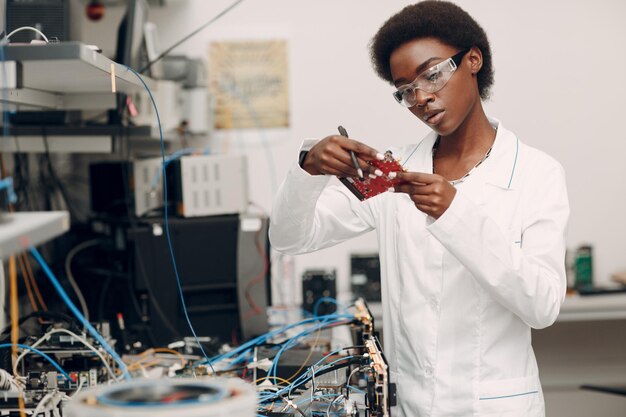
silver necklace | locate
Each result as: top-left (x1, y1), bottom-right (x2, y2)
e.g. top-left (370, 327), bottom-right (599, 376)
top-left (432, 137), bottom-right (493, 186)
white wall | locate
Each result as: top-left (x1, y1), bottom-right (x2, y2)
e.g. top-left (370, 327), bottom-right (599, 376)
top-left (142, 0), bottom-right (626, 300)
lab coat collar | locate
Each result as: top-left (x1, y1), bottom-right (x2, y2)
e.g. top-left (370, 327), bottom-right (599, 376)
top-left (480, 117), bottom-right (520, 191)
top-left (405, 117), bottom-right (519, 191)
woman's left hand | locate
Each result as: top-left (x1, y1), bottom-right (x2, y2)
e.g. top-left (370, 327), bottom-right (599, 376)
top-left (390, 171), bottom-right (457, 219)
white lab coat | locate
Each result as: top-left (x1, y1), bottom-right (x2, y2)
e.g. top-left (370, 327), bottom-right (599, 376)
top-left (269, 118), bottom-right (569, 417)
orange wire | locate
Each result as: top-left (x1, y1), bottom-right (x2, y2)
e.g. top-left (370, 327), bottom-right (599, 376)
top-left (9, 256), bottom-right (27, 417)
top-left (125, 348), bottom-right (188, 371)
top-left (285, 326), bottom-right (322, 382)
top-left (9, 257), bottom-right (19, 369)
top-left (148, 348), bottom-right (188, 366)
top-left (17, 254), bottom-right (38, 313)
top-left (22, 254), bottom-right (47, 311)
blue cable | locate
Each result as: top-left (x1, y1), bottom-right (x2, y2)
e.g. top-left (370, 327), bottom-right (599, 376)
top-left (149, 147), bottom-right (210, 189)
top-left (0, 177), bottom-right (16, 203)
top-left (347, 385), bottom-right (365, 394)
top-left (267, 317), bottom-right (343, 380)
top-left (0, 343), bottom-right (72, 380)
top-left (217, 315), bottom-right (351, 369)
top-left (205, 313), bottom-right (352, 367)
top-left (29, 247), bottom-right (131, 380)
top-left (312, 297), bottom-right (348, 317)
top-left (274, 354), bottom-right (356, 398)
top-left (295, 393), bottom-right (340, 407)
top-left (258, 351), bottom-right (357, 403)
top-left (124, 66), bottom-right (213, 369)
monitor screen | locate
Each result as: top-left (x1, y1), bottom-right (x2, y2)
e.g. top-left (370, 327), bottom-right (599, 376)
top-left (115, 0), bottom-right (149, 71)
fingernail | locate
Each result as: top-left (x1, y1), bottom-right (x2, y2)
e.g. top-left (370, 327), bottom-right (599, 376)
top-left (376, 153), bottom-right (385, 160)
top-left (387, 187), bottom-right (395, 193)
top-left (369, 174), bottom-right (377, 179)
top-left (388, 171), bottom-right (397, 179)
top-left (375, 169), bottom-right (383, 176)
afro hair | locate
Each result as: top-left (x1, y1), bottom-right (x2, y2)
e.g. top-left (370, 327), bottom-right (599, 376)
top-left (370, 1), bottom-right (494, 99)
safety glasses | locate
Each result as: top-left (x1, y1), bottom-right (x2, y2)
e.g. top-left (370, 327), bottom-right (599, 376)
top-left (393, 49), bottom-right (470, 108)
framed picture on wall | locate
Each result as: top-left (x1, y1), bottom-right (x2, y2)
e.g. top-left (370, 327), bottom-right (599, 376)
top-left (209, 40), bottom-right (289, 129)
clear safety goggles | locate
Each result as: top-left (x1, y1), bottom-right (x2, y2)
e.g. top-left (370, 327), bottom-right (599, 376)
top-left (392, 49), bottom-right (470, 108)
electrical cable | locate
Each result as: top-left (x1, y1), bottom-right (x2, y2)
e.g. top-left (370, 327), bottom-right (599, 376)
top-left (0, 368), bottom-right (20, 391)
top-left (0, 343), bottom-right (72, 381)
top-left (313, 297), bottom-right (348, 317)
top-left (205, 314), bottom-right (354, 369)
top-left (29, 247), bottom-right (131, 380)
top-left (22, 253), bottom-right (47, 311)
top-left (123, 66), bottom-right (214, 374)
top-left (126, 347), bottom-right (187, 371)
top-left (326, 394), bottom-right (344, 417)
top-left (267, 318), bottom-right (352, 382)
top-left (139, 0), bottom-right (245, 74)
top-left (17, 254), bottom-right (39, 313)
top-left (284, 326), bottom-right (322, 382)
top-left (133, 242), bottom-right (182, 340)
top-left (0, 166), bottom-right (48, 311)
top-left (113, 128), bottom-right (181, 344)
top-left (32, 391), bottom-right (65, 417)
top-left (254, 375), bottom-right (291, 386)
top-left (64, 239), bottom-right (101, 325)
top-left (42, 132), bottom-right (84, 222)
top-left (282, 352), bottom-right (361, 401)
top-left (5, 26), bottom-right (49, 43)
top-left (285, 357), bottom-right (361, 401)
top-left (258, 356), bottom-right (361, 413)
top-left (14, 328), bottom-right (119, 382)
top-left (7, 256), bottom-right (26, 417)
top-left (148, 147), bottom-right (208, 191)
top-left (0, 311), bottom-right (80, 341)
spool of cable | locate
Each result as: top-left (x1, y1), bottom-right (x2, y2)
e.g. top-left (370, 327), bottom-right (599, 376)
top-left (64, 377), bottom-right (257, 417)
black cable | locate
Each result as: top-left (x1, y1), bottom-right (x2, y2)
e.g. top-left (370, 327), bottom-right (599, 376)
top-left (0, 311), bottom-right (81, 340)
top-left (13, 152), bottom-right (33, 210)
top-left (138, 0), bottom-right (245, 74)
top-left (41, 131), bottom-right (83, 221)
top-left (133, 243), bottom-right (183, 339)
top-left (262, 356), bottom-right (363, 404)
top-left (38, 153), bottom-right (53, 211)
top-left (117, 121), bottom-right (182, 342)
top-left (98, 275), bottom-right (112, 322)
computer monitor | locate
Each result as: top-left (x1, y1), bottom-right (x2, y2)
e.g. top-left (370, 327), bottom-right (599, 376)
top-left (115, 0), bottom-right (149, 71)
top-left (111, 0), bottom-right (149, 124)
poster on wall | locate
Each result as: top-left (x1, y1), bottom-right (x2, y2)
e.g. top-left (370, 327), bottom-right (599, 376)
top-left (209, 40), bottom-right (289, 129)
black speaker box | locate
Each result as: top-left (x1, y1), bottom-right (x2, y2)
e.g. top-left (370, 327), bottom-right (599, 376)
top-left (6, 0), bottom-right (69, 43)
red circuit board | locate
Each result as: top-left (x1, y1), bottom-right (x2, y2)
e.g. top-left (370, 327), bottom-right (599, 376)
top-left (339, 151), bottom-right (406, 201)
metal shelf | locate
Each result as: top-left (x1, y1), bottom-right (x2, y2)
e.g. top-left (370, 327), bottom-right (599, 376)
top-left (559, 293), bottom-right (626, 322)
top-left (0, 211), bottom-right (70, 258)
top-left (0, 42), bottom-right (155, 111)
top-left (0, 124), bottom-right (181, 153)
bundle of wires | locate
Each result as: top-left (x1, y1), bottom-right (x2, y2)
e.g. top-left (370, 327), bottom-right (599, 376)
top-left (201, 311), bottom-right (354, 372)
top-left (256, 349), bottom-right (363, 415)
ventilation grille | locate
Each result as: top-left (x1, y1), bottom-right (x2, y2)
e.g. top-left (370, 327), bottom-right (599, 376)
top-left (7, 0), bottom-right (69, 42)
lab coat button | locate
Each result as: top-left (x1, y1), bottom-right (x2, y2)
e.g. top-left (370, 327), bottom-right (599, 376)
top-left (430, 296), bottom-right (439, 310)
top-left (424, 367), bottom-right (433, 377)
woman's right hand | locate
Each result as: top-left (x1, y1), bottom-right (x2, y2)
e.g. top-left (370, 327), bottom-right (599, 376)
top-left (302, 134), bottom-right (384, 177)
